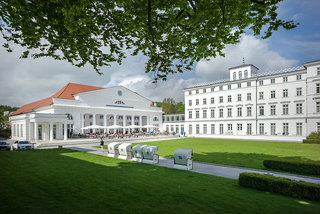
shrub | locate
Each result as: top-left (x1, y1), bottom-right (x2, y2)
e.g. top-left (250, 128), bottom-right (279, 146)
top-left (263, 159), bottom-right (320, 176)
top-left (239, 172), bottom-right (320, 201)
top-left (303, 131), bottom-right (320, 144)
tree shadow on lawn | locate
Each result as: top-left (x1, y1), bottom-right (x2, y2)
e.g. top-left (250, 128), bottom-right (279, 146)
top-left (1, 149), bottom-right (320, 214)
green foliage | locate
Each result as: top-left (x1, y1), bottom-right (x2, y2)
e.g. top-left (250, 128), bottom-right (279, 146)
top-left (0, 0), bottom-right (296, 80)
top-left (303, 132), bottom-right (320, 144)
top-left (0, 105), bottom-right (18, 129)
top-left (239, 172), bottom-right (320, 201)
top-left (159, 98), bottom-right (184, 114)
top-left (0, 129), bottom-right (11, 139)
top-left (263, 160), bottom-right (320, 176)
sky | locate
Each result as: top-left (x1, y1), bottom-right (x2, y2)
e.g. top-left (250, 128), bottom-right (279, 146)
top-left (0, 0), bottom-right (319, 107)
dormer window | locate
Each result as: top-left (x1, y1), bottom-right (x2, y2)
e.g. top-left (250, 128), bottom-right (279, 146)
top-left (115, 100), bottom-right (125, 105)
top-left (233, 72), bottom-right (236, 80)
top-left (238, 71), bottom-right (242, 79)
top-left (244, 70), bottom-right (248, 78)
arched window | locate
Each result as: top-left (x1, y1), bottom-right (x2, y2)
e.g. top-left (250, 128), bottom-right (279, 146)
top-left (238, 71), bottom-right (242, 79)
top-left (244, 70), bottom-right (248, 78)
top-left (66, 113), bottom-right (73, 120)
top-left (115, 100), bottom-right (125, 105)
top-left (233, 72), bottom-right (236, 80)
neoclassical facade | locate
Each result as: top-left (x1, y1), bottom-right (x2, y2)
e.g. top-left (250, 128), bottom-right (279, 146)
top-left (10, 83), bottom-right (163, 142)
top-left (184, 60), bottom-right (320, 138)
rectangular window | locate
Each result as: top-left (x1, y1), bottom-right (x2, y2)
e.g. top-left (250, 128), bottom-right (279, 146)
top-left (296, 123), bottom-right (302, 136)
top-left (270, 105), bottom-right (276, 115)
top-left (317, 67), bottom-right (320, 75)
top-left (317, 122), bottom-right (320, 131)
top-left (188, 100), bottom-right (192, 106)
top-left (283, 104), bottom-right (289, 115)
top-left (228, 95), bottom-right (232, 102)
top-left (296, 103), bottom-right (303, 114)
top-left (219, 96), bottom-right (223, 103)
top-left (227, 108), bottom-right (232, 117)
top-left (188, 111), bottom-right (192, 119)
top-left (227, 124), bottom-right (233, 131)
top-left (259, 123), bottom-right (265, 135)
top-left (196, 99), bottom-right (199, 105)
top-left (211, 87), bottom-right (215, 92)
top-left (228, 85), bottom-right (231, 90)
top-left (219, 124), bottom-right (224, 134)
top-left (259, 92), bottom-right (264, 100)
top-left (247, 81), bottom-right (251, 87)
top-left (203, 88), bottom-right (206, 93)
top-left (211, 97), bottom-right (214, 104)
top-left (247, 123), bottom-right (252, 135)
top-left (196, 111), bottom-right (199, 118)
top-left (297, 74), bottom-right (302, 80)
top-left (271, 78), bottom-right (275, 84)
top-left (203, 109), bottom-right (207, 118)
top-left (203, 124), bottom-right (207, 134)
top-left (317, 83), bottom-right (320, 94)
top-left (203, 98), bottom-right (207, 105)
top-left (259, 106), bottom-right (264, 116)
top-left (247, 106), bottom-right (252, 116)
top-left (317, 102), bottom-right (320, 113)
top-left (219, 109), bottom-right (223, 118)
top-left (211, 109), bottom-right (215, 118)
top-left (270, 91), bottom-right (276, 99)
top-left (196, 89), bottom-right (199, 94)
top-left (283, 123), bottom-right (289, 135)
top-left (219, 86), bottom-right (223, 91)
top-left (211, 124), bottom-right (215, 134)
top-left (271, 123), bottom-right (276, 135)
top-left (296, 87), bottom-right (302, 96)
top-left (237, 107), bottom-right (242, 117)
top-left (237, 94), bottom-right (242, 101)
top-left (196, 124), bottom-right (200, 134)
top-left (189, 91), bottom-right (192, 95)
top-left (259, 80), bottom-right (264, 85)
top-left (247, 93), bottom-right (251, 101)
top-left (189, 124), bottom-right (192, 134)
top-left (283, 76), bottom-right (288, 82)
top-left (283, 89), bottom-right (288, 98)
top-left (238, 83), bottom-right (241, 88)
top-left (237, 123), bottom-right (242, 131)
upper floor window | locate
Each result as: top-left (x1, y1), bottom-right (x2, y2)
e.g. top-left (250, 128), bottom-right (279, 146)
top-left (211, 87), bottom-right (215, 92)
top-left (227, 108), bottom-right (232, 117)
top-left (203, 110), bottom-right (207, 118)
top-left (247, 81), bottom-right (251, 87)
top-left (233, 72), bottom-right (236, 80)
top-left (283, 89), bottom-right (288, 98)
top-left (238, 71), bottom-right (242, 79)
top-left (219, 86), bottom-right (223, 91)
top-left (195, 110), bottom-right (200, 118)
top-left (237, 94), bottom-right (242, 101)
top-left (228, 95), bottom-right (232, 102)
top-left (259, 106), bottom-right (264, 116)
top-left (296, 87), bottom-right (302, 96)
top-left (271, 78), bottom-right (275, 84)
top-left (195, 99), bottom-right (199, 105)
top-left (283, 76), bottom-right (288, 82)
top-left (296, 74), bottom-right (302, 80)
top-left (317, 67), bottom-right (320, 75)
top-left (259, 92), bottom-right (264, 100)
top-left (237, 107), bottom-right (242, 117)
top-left (203, 88), bottom-right (206, 93)
top-left (210, 109), bottom-right (215, 118)
top-left (244, 70), bottom-right (248, 78)
top-left (270, 91), bottom-right (276, 99)
top-left (247, 106), bottom-right (252, 116)
top-left (259, 80), bottom-right (264, 86)
top-left (219, 96), bottom-right (223, 103)
top-left (66, 113), bottom-right (73, 120)
top-left (196, 89), bottom-right (199, 94)
top-left (203, 98), bottom-right (207, 105)
top-left (228, 85), bottom-right (231, 90)
top-left (188, 111), bottom-right (192, 119)
top-left (219, 109), bottom-right (223, 118)
top-left (317, 83), bottom-right (320, 94)
top-left (238, 83), bottom-right (241, 88)
top-left (296, 103), bottom-right (303, 114)
top-left (211, 97), bottom-right (214, 104)
top-left (316, 101), bottom-right (320, 113)
top-left (189, 91), bottom-right (192, 95)
top-left (270, 105), bottom-right (276, 115)
top-left (247, 93), bottom-right (252, 101)
top-left (188, 100), bottom-right (192, 106)
top-left (282, 104), bottom-right (289, 115)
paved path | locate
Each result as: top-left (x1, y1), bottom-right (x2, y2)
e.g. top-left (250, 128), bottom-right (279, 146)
top-left (65, 144), bottom-right (320, 185)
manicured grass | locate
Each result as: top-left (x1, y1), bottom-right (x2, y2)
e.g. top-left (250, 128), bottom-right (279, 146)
top-left (142, 138), bottom-right (320, 170)
top-left (1, 149), bottom-right (320, 213)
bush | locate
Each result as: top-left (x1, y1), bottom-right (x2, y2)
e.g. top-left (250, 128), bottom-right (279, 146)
top-left (303, 131), bottom-right (320, 144)
top-left (239, 172), bottom-right (320, 201)
top-left (0, 128), bottom-right (11, 139)
top-left (263, 160), bottom-right (320, 176)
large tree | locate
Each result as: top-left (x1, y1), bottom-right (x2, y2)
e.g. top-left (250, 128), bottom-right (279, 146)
top-left (0, 0), bottom-right (296, 80)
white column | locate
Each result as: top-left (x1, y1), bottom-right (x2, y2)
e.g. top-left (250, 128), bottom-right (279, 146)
top-left (114, 115), bottom-right (116, 125)
top-left (34, 122), bottom-right (38, 142)
top-left (92, 114), bottom-right (96, 133)
top-left (63, 122), bottom-right (67, 140)
top-left (123, 115), bottom-right (127, 133)
top-left (139, 116), bottom-right (142, 131)
top-left (49, 122), bottom-right (53, 141)
top-left (81, 113), bottom-right (85, 134)
top-left (103, 114), bottom-right (107, 133)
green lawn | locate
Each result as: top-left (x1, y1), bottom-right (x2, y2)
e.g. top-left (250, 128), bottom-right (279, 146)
top-left (0, 149), bottom-right (319, 213)
top-left (142, 138), bottom-right (320, 170)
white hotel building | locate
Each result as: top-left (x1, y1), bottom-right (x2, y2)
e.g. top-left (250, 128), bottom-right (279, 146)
top-left (184, 60), bottom-right (320, 139)
top-left (9, 83), bottom-right (162, 142)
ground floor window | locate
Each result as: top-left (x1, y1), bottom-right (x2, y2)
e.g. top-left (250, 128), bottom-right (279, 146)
top-left (259, 123), bottom-right (264, 135)
top-left (317, 122), bottom-right (320, 131)
top-left (270, 123), bottom-right (276, 135)
top-left (283, 123), bottom-right (289, 135)
top-left (175, 125), bottom-right (179, 133)
top-left (166, 125), bottom-right (169, 132)
top-left (38, 125), bottom-right (42, 140)
top-left (219, 124), bottom-right (224, 134)
top-left (189, 124), bottom-right (192, 134)
top-left (203, 124), bottom-right (207, 134)
top-left (53, 124), bottom-right (57, 139)
top-left (247, 123), bottom-right (252, 135)
top-left (196, 124), bottom-right (200, 134)
top-left (181, 125), bottom-right (184, 133)
top-left (296, 123), bottom-right (302, 136)
top-left (211, 124), bottom-right (215, 134)
top-left (170, 125), bottom-right (174, 132)
top-left (227, 124), bottom-right (232, 131)
top-left (237, 124), bottom-right (242, 131)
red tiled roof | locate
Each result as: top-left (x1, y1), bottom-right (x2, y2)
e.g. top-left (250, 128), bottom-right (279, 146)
top-left (11, 83), bottom-right (103, 116)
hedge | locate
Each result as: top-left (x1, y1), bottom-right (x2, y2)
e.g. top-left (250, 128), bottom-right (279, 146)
top-left (263, 159), bottom-right (320, 176)
top-left (239, 172), bottom-right (320, 201)
top-left (303, 131), bottom-right (320, 144)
